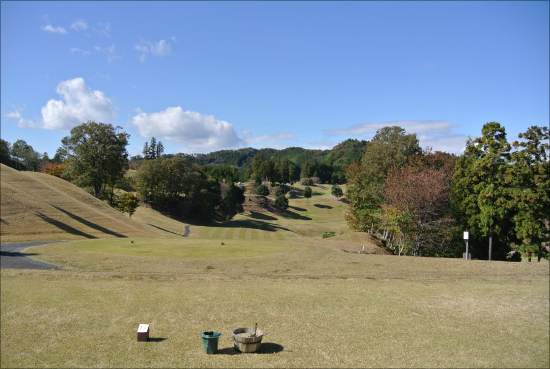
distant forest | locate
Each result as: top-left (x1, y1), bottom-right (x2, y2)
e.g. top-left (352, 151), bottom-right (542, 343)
top-left (129, 138), bottom-right (369, 184)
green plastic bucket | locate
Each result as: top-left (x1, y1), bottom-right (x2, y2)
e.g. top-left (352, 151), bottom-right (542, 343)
top-left (200, 331), bottom-right (222, 354)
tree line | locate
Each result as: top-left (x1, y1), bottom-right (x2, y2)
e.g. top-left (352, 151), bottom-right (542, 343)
top-left (5, 120), bottom-right (547, 261)
top-left (345, 123), bottom-right (549, 261)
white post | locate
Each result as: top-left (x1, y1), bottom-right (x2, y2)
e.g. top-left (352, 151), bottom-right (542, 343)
top-left (464, 231), bottom-right (470, 260)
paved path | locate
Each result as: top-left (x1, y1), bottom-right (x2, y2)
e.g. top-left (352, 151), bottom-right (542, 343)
top-left (1, 241), bottom-right (62, 270)
top-left (182, 225), bottom-right (191, 237)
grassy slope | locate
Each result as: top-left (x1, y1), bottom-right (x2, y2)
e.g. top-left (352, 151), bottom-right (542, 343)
top-left (0, 164), bottom-right (159, 242)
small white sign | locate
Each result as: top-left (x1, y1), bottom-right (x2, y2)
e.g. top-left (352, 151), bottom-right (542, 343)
top-left (463, 232), bottom-right (469, 240)
top-left (138, 324), bottom-right (149, 333)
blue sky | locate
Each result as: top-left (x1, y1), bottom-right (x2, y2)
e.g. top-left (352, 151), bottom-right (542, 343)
top-left (1, 1), bottom-right (548, 159)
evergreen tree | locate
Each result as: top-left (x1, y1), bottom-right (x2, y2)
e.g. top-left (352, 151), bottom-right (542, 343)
top-left (451, 122), bottom-right (513, 260)
top-left (508, 126), bottom-right (550, 262)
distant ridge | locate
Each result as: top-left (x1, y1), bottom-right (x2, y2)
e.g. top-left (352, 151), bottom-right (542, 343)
top-left (0, 164), bottom-right (157, 243)
top-left (132, 138), bottom-right (369, 168)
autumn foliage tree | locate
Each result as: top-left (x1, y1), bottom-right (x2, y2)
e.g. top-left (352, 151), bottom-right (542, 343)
top-left (44, 163), bottom-right (69, 179)
top-left (345, 126), bottom-right (421, 234)
top-left (383, 150), bottom-right (456, 256)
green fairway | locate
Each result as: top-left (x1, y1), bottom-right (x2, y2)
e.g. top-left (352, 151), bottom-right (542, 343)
top-left (65, 238), bottom-right (295, 259)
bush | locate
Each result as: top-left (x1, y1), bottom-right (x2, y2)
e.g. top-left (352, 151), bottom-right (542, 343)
top-left (275, 194), bottom-right (289, 211)
top-left (507, 251), bottom-right (522, 262)
top-left (322, 231), bottom-right (336, 239)
top-left (275, 187), bottom-right (284, 197)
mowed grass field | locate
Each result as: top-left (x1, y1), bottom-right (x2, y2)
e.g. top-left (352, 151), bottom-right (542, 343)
top-left (1, 164), bottom-right (549, 368)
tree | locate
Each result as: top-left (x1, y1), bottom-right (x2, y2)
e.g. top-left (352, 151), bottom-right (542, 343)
top-left (156, 141), bottom-right (164, 158)
top-left (64, 121), bottom-right (130, 199)
top-left (331, 184), bottom-right (343, 201)
top-left (508, 126), bottom-right (550, 262)
top-left (451, 122), bottom-right (513, 260)
top-left (44, 163), bottom-right (69, 179)
top-left (10, 139), bottom-right (41, 171)
top-left (223, 181), bottom-right (245, 217)
top-left (275, 194), bottom-right (289, 211)
top-left (142, 142), bottom-right (150, 159)
top-left (252, 173), bottom-right (262, 187)
top-left (0, 139), bottom-right (11, 165)
top-left (256, 184), bottom-right (269, 206)
top-left (304, 186), bottom-right (312, 205)
top-left (119, 193), bottom-right (139, 218)
top-left (135, 157), bottom-right (164, 203)
top-left (275, 187), bottom-right (284, 197)
top-left (53, 138), bottom-right (69, 163)
top-left (384, 150), bottom-right (456, 256)
top-left (142, 137), bottom-right (164, 159)
top-left (345, 126), bottom-right (421, 234)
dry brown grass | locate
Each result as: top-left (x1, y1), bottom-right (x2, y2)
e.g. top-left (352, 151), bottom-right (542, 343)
top-left (0, 164), bottom-right (158, 243)
top-left (1, 269), bottom-right (548, 368)
top-left (1, 168), bottom-right (549, 367)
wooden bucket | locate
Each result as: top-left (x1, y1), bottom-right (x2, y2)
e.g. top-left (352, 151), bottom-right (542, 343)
top-left (232, 327), bottom-right (264, 353)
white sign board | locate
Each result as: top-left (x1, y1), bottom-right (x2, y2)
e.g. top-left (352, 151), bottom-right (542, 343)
top-left (463, 232), bottom-right (469, 240)
top-left (138, 324), bottom-right (149, 333)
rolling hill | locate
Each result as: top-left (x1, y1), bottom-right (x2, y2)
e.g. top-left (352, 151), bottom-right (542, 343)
top-left (0, 164), bottom-right (158, 243)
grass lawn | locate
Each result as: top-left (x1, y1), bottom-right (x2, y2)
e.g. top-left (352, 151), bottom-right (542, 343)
top-left (1, 268), bottom-right (548, 368)
top-left (1, 168), bottom-right (549, 367)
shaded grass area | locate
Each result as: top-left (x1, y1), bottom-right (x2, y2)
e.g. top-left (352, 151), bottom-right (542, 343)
top-left (1, 272), bottom-right (548, 368)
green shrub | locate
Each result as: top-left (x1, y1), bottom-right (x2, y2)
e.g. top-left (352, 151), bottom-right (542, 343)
top-left (275, 194), bottom-right (289, 211)
top-left (322, 231), bottom-right (336, 239)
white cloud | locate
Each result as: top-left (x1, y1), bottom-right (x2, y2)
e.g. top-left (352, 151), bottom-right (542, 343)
top-left (129, 107), bottom-right (243, 152)
top-left (171, 36), bottom-right (177, 42)
top-left (40, 77), bottom-right (117, 131)
top-left (149, 40), bottom-right (171, 56)
top-left (243, 132), bottom-right (295, 146)
top-left (71, 48), bottom-right (91, 57)
top-left (5, 108), bottom-right (37, 128)
top-left (323, 120), bottom-right (467, 154)
top-left (93, 22), bottom-right (110, 37)
top-left (134, 44), bottom-right (148, 53)
top-left (304, 139), bottom-right (337, 151)
top-left (134, 39), bottom-right (172, 61)
top-left (417, 134), bottom-right (471, 155)
top-left (94, 44), bottom-right (119, 62)
top-left (71, 19), bottom-right (87, 31)
top-left (324, 120), bottom-right (459, 136)
top-left (42, 24), bottom-right (67, 34)
top-left (6, 110), bottom-right (22, 119)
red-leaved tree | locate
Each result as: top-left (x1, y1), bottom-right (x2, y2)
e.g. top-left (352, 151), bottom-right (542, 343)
top-left (383, 150), bottom-right (456, 256)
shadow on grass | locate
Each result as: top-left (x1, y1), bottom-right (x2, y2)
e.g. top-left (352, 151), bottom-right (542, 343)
top-left (0, 251), bottom-right (40, 257)
top-left (279, 209), bottom-right (312, 221)
top-left (148, 337), bottom-right (167, 342)
top-left (289, 206), bottom-right (306, 212)
top-left (52, 205), bottom-right (127, 238)
top-left (214, 219), bottom-right (294, 233)
top-left (216, 342), bottom-right (284, 355)
top-left (247, 212), bottom-right (278, 221)
top-left (147, 223), bottom-right (182, 236)
top-left (35, 212), bottom-right (98, 239)
top-left (314, 204), bottom-right (332, 209)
